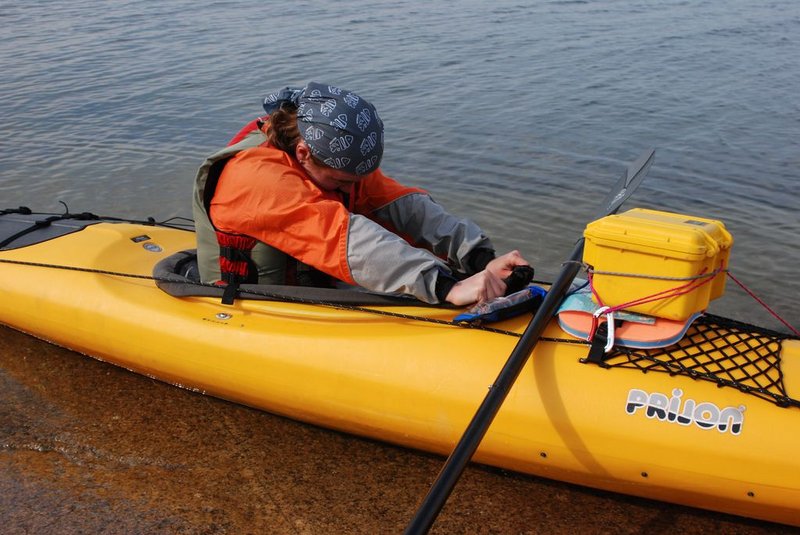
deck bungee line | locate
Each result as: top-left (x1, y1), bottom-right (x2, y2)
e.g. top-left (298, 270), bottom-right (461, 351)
top-left (582, 266), bottom-right (799, 338)
top-left (0, 254), bottom-right (540, 339)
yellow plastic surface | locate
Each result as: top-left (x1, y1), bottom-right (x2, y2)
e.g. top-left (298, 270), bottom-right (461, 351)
top-left (584, 208), bottom-right (733, 319)
top-left (1, 221), bottom-right (798, 527)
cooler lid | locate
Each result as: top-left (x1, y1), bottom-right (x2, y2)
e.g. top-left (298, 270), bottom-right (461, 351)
top-left (584, 208), bottom-right (733, 259)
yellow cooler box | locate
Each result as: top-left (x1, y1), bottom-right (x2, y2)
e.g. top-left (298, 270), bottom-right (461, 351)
top-left (583, 208), bottom-right (733, 320)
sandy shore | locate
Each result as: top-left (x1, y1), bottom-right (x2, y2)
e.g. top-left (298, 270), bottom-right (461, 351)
top-left (1, 325), bottom-right (796, 534)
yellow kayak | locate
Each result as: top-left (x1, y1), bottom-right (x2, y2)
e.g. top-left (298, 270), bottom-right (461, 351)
top-left (1, 209), bottom-right (798, 527)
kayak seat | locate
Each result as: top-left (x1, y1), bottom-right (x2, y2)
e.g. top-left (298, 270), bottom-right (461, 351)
top-left (174, 251), bottom-right (201, 282)
top-left (153, 249), bottom-right (444, 307)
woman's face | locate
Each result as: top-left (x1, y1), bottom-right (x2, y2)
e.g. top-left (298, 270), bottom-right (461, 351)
top-left (296, 142), bottom-right (365, 192)
top-left (302, 159), bottom-right (364, 192)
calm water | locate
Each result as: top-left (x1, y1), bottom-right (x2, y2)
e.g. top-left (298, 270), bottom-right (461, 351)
top-left (1, 0), bottom-right (799, 529)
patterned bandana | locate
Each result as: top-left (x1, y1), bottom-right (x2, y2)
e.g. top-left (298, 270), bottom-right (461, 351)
top-left (262, 82), bottom-right (384, 175)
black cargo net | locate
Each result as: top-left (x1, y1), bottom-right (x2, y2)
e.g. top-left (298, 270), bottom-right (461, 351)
top-left (581, 314), bottom-right (800, 409)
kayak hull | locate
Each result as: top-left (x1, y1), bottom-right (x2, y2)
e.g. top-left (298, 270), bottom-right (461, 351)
top-left (1, 218), bottom-right (799, 526)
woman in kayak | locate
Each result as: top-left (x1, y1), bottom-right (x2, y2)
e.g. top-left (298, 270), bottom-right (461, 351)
top-left (192, 82), bottom-right (529, 305)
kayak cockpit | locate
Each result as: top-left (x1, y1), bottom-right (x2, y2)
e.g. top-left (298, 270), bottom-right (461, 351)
top-left (153, 249), bottom-right (442, 307)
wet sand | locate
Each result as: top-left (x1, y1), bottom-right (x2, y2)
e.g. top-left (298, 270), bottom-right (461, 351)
top-left (1, 324), bottom-right (796, 534)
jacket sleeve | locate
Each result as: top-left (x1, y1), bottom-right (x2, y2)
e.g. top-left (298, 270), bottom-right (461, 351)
top-left (345, 214), bottom-right (452, 303)
top-left (355, 170), bottom-right (496, 275)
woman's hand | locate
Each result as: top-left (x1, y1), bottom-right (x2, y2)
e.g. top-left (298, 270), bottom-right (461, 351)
top-left (444, 269), bottom-right (506, 306)
top-left (485, 250), bottom-right (529, 280)
top-left (445, 250), bottom-right (531, 306)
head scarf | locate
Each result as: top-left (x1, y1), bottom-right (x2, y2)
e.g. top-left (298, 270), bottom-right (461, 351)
top-left (263, 82), bottom-right (384, 175)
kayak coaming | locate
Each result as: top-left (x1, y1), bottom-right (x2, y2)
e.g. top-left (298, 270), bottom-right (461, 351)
top-left (1, 220), bottom-right (799, 526)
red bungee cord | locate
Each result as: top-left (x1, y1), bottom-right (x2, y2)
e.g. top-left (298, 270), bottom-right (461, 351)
top-left (726, 271), bottom-right (800, 337)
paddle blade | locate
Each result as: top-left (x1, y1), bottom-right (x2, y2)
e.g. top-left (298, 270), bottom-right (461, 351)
top-left (595, 148), bottom-right (655, 220)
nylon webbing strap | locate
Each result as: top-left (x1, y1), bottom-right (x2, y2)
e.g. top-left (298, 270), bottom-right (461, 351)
top-left (0, 206), bottom-right (33, 216)
top-left (221, 282), bottom-right (238, 306)
top-left (585, 319), bottom-right (623, 365)
top-left (0, 215), bottom-right (62, 249)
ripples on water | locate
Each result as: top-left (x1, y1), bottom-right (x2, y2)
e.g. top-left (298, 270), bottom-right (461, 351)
top-left (1, 0), bottom-right (798, 329)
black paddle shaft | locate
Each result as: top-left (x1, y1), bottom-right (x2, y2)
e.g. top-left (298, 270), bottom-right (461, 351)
top-left (404, 148), bottom-right (655, 534)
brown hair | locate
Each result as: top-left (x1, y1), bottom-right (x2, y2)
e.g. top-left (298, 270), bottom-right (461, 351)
top-left (265, 105), bottom-right (327, 167)
top-left (264, 104), bottom-right (301, 153)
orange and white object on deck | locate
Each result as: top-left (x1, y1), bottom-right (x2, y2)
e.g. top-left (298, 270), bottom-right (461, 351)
top-left (583, 208), bottom-right (733, 320)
